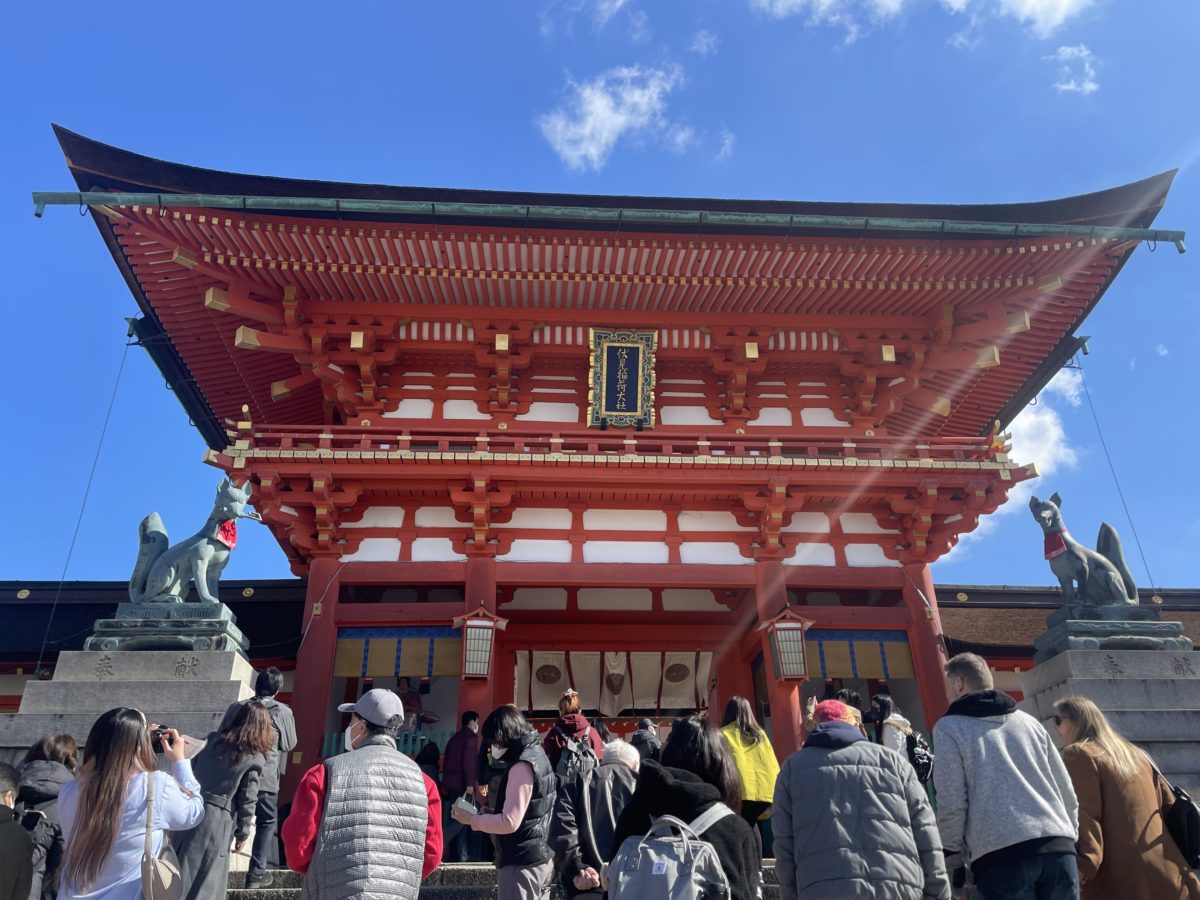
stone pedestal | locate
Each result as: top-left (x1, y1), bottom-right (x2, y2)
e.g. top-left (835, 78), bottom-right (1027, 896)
top-left (0, 650), bottom-right (254, 757)
top-left (1020, 649), bottom-right (1200, 793)
top-left (84, 602), bottom-right (249, 654)
top-left (1033, 606), bottom-right (1191, 663)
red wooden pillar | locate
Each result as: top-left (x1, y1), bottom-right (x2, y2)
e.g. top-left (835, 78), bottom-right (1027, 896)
top-left (902, 563), bottom-right (950, 727)
top-left (755, 559), bottom-right (802, 760)
top-left (282, 556), bottom-right (342, 798)
top-left (714, 642), bottom-right (754, 715)
top-left (459, 556), bottom-right (498, 720)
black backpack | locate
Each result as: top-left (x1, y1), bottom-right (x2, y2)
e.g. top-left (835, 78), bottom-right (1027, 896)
top-left (554, 725), bottom-right (598, 788)
top-left (1154, 764), bottom-right (1200, 868)
top-left (899, 726), bottom-right (935, 784)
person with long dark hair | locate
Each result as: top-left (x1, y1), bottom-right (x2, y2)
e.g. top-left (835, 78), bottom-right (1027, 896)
top-left (720, 697), bottom-right (779, 855)
top-left (1054, 696), bottom-right (1199, 899)
top-left (17, 734), bottom-right (77, 900)
top-left (609, 716), bottom-right (759, 900)
top-left (219, 666), bottom-right (296, 890)
top-left (867, 693), bottom-right (912, 754)
top-left (57, 709), bottom-right (204, 900)
top-left (452, 705), bottom-right (557, 899)
top-left (172, 702), bottom-right (274, 900)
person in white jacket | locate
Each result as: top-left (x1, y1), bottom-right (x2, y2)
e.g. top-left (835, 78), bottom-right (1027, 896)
top-left (868, 692), bottom-right (912, 754)
top-left (58, 708), bottom-right (204, 900)
top-left (933, 653), bottom-right (1079, 900)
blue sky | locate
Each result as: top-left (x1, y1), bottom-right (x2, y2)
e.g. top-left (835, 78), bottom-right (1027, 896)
top-left (1, 0), bottom-right (1197, 592)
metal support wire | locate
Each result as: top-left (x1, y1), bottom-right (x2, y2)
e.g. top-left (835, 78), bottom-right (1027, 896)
top-left (1078, 366), bottom-right (1158, 593)
top-left (34, 336), bottom-right (132, 674)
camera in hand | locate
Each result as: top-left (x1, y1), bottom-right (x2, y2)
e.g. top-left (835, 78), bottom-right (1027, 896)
top-left (150, 726), bottom-right (170, 753)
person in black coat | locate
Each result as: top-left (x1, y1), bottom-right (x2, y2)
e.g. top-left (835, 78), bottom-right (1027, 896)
top-left (608, 716), bottom-right (759, 900)
top-left (16, 735), bottom-right (76, 900)
top-left (551, 740), bottom-right (639, 898)
top-left (173, 701), bottom-right (273, 900)
top-left (0, 762), bottom-right (34, 900)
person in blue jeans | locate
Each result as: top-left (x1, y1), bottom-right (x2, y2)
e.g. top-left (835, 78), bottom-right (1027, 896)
top-left (933, 652), bottom-right (1079, 900)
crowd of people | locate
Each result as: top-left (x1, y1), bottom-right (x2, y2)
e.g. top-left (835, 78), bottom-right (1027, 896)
top-left (1, 652), bottom-right (1197, 900)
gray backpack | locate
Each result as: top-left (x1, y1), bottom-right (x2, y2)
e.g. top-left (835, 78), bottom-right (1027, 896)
top-left (609, 802), bottom-right (734, 900)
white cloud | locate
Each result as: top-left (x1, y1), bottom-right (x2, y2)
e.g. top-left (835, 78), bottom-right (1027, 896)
top-left (1042, 366), bottom-right (1082, 407)
top-left (716, 129), bottom-right (736, 162)
top-left (627, 8), bottom-right (651, 41)
top-left (749, 0), bottom-right (892, 43)
top-left (1048, 44), bottom-right (1099, 94)
top-left (538, 65), bottom-right (688, 171)
top-left (593, 0), bottom-right (631, 27)
top-left (1129, 356), bottom-right (1137, 371)
top-left (690, 29), bottom-right (719, 55)
top-left (666, 123), bottom-right (696, 154)
top-left (1155, 342), bottom-right (1170, 358)
top-left (943, 0), bottom-right (1093, 38)
top-left (939, 368), bottom-right (1080, 564)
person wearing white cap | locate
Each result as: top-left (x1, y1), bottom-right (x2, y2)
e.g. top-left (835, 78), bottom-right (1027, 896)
top-left (282, 689), bottom-right (443, 899)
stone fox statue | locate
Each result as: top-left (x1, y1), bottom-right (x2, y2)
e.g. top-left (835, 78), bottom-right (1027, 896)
top-left (1029, 492), bottom-right (1138, 608)
top-left (129, 479), bottom-right (260, 605)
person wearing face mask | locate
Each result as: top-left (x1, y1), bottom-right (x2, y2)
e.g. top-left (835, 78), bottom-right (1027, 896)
top-left (451, 706), bottom-right (556, 900)
top-left (0, 762), bottom-right (34, 900)
top-left (441, 711), bottom-right (482, 862)
top-left (281, 689), bottom-right (443, 899)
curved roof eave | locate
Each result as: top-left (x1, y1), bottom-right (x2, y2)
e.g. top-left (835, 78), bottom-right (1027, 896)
top-left (53, 125), bottom-right (1176, 232)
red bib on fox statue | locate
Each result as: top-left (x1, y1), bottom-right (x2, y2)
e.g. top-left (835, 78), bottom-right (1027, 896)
top-left (1044, 531), bottom-right (1068, 560)
top-left (216, 519), bottom-right (237, 550)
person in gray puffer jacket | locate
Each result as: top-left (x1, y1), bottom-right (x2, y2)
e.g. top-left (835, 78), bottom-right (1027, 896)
top-left (773, 700), bottom-right (950, 900)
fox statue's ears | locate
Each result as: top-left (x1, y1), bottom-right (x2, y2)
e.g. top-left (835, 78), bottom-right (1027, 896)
top-left (1050, 492), bottom-right (1062, 509)
top-left (217, 478), bottom-right (230, 494)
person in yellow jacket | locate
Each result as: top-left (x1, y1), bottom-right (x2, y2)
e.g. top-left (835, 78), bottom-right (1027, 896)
top-left (720, 696), bottom-right (780, 859)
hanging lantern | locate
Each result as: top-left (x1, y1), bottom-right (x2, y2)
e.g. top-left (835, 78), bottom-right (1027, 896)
top-left (759, 607), bottom-right (814, 681)
top-left (452, 606), bottom-right (508, 679)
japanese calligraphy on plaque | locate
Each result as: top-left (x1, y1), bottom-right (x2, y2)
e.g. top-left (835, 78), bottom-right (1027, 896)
top-left (587, 329), bottom-right (657, 428)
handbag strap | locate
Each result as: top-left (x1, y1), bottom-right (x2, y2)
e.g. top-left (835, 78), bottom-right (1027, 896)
top-left (143, 772), bottom-right (155, 863)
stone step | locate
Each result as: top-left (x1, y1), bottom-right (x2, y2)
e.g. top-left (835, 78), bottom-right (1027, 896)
top-left (1107, 709), bottom-right (1200, 742)
top-left (17, 680), bottom-right (252, 714)
top-left (226, 863), bottom-right (784, 898)
top-left (0, 711), bottom-right (228, 748)
top-left (1139, 742), bottom-right (1200, 774)
top-left (50, 649), bottom-right (254, 683)
top-left (1028, 677), bottom-right (1200, 711)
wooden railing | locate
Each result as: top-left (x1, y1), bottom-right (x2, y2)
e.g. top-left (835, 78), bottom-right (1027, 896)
top-left (237, 424), bottom-right (999, 464)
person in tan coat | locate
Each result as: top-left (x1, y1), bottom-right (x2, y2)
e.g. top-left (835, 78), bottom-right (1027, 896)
top-left (1053, 696), bottom-right (1200, 900)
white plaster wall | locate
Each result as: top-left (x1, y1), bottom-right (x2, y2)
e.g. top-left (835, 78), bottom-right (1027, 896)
top-left (497, 540), bottom-right (573, 563)
top-left (493, 508), bottom-right (572, 529)
top-left (342, 507), bottom-right (406, 528)
top-left (340, 538), bottom-right (401, 562)
top-left (662, 589), bottom-right (727, 611)
top-left (782, 513), bottom-right (831, 533)
top-left (577, 588), bottom-right (653, 610)
top-left (677, 511), bottom-right (754, 532)
top-left (583, 542), bottom-right (670, 564)
top-left (845, 544), bottom-right (900, 567)
top-left (839, 513), bottom-right (897, 534)
top-left (516, 402), bottom-right (580, 423)
top-left (660, 406), bottom-right (722, 426)
top-left (384, 398), bottom-right (434, 418)
top-left (583, 509), bottom-right (666, 531)
top-left (442, 399), bottom-right (491, 420)
top-left (415, 507), bottom-right (462, 528)
top-left (800, 408), bottom-right (847, 426)
top-left (783, 543), bottom-right (837, 566)
top-left (679, 543), bottom-right (752, 565)
top-left (503, 588), bottom-right (569, 610)
top-left (410, 538), bottom-right (467, 562)
top-left (749, 408), bottom-right (793, 427)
